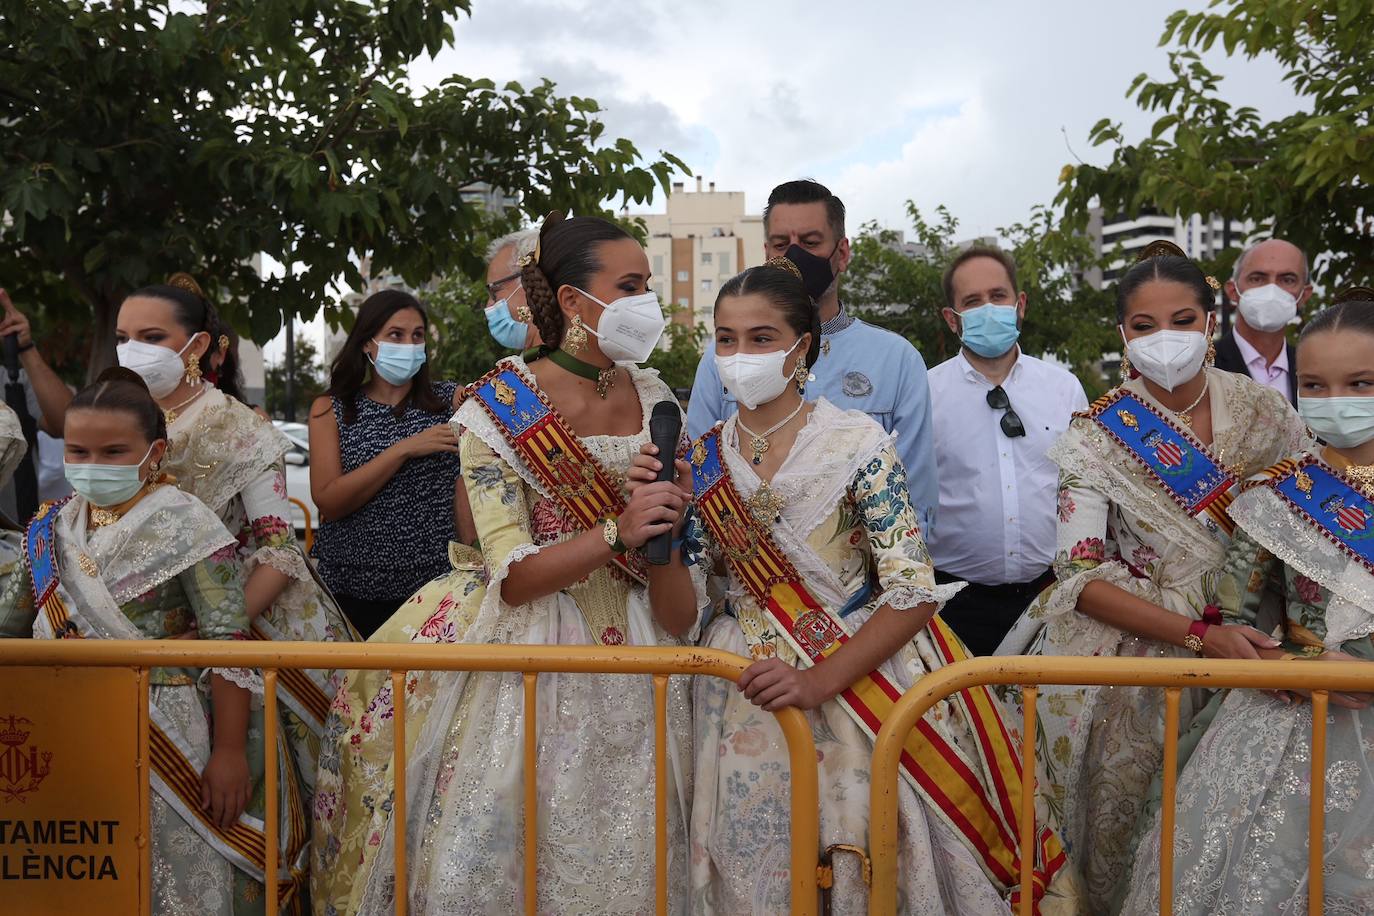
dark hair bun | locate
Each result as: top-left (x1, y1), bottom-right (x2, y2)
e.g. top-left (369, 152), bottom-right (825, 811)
top-left (95, 366), bottom-right (153, 393)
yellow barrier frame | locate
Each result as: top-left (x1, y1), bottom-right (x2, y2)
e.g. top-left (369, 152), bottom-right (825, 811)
top-left (867, 655), bottom-right (1374, 916)
top-left (286, 497), bottom-right (313, 554)
top-left (0, 641), bottom-right (821, 916)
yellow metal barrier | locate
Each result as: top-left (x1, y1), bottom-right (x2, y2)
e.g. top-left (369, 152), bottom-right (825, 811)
top-left (287, 497), bottom-right (313, 554)
top-left (867, 655), bottom-right (1374, 916)
top-left (0, 641), bottom-right (821, 916)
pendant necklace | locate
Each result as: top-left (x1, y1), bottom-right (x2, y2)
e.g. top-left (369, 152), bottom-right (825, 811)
top-left (547, 348), bottom-right (617, 399)
top-left (736, 400), bottom-right (805, 465)
top-left (1169, 379), bottom-right (1209, 428)
top-left (163, 386), bottom-right (207, 425)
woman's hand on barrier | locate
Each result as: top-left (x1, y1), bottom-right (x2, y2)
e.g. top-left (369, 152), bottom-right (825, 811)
top-left (619, 479), bottom-right (688, 549)
top-left (201, 748), bottom-right (252, 830)
top-left (401, 423), bottom-right (460, 459)
top-left (738, 658), bottom-right (828, 712)
top-left (1201, 624), bottom-right (1278, 661)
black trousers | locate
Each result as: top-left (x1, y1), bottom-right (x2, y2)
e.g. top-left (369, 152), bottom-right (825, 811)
top-left (933, 568), bottom-right (1055, 656)
top-left (335, 593), bottom-right (408, 641)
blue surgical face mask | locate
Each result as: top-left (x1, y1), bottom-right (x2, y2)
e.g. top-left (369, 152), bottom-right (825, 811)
top-left (65, 444), bottom-right (155, 508)
top-left (370, 340), bottom-right (427, 385)
top-left (485, 297), bottom-right (530, 350)
top-left (1298, 395), bottom-right (1374, 449)
top-left (958, 303), bottom-right (1021, 358)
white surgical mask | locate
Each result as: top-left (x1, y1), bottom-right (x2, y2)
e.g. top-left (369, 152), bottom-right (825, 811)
top-left (117, 338), bottom-right (196, 398)
top-left (1298, 396), bottom-right (1374, 450)
top-left (576, 289), bottom-right (666, 364)
top-left (1123, 327), bottom-right (1209, 392)
top-left (65, 444), bottom-right (155, 508)
top-left (715, 338), bottom-right (802, 410)
top-left (1237, 283), bottom-right (1299, 333)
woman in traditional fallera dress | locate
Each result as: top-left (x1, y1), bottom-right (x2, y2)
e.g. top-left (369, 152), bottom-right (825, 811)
top-left (997, 241), bottom-right (1312, 910)
top-left (0, 402), bottom-right (30, 637)
top-left (0, 370), bottom-right (310, 912)
top-left (115, 274), bottom-right (353, 805)
top-left (682, 261), bottom-right (1080, 915)
top-left (312, 214), bottom-right (701, 915)
top-left (1120, 292), bottom-right (1374, 915)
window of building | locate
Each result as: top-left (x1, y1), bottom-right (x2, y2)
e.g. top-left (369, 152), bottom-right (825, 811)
top-left (677, 297), bottom-right (690, 308)
top-left (653, 255), bottom-right (664, 276)
top-left (718, 254), bottom-right (731, 274)
top-left (676, 270), bottom-right (689, 282)
top-left (701, 279), bottom-right (712, 291)
top-left (701, 252), bottom-right (712, 264)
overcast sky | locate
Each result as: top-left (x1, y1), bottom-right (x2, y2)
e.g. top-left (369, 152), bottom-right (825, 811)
top-left (409, 0), bottom-right (1300, 240)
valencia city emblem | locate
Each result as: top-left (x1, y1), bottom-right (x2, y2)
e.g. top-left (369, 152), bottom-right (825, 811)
top-left (0, 714), bottom-right (52, 803)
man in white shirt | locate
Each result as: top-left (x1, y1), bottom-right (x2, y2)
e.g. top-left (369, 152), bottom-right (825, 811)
top-left (926, 248), bottom-right (1087, 655)
top-left (1214, 238), bottom-right (1311, 405)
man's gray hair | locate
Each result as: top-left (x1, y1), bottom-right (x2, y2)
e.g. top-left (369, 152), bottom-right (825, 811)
top-left (486, 228), bottom-right (539, 266)
top-left (1232, 237), bottom-right (1310, 285)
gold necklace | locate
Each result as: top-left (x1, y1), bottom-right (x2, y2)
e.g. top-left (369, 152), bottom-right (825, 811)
top-left (88, 481), bottom-right (155, 528)
top-left (1169, 379), bottom-right (1209, 428)
top-left (735, 400), bottom-right (805, 465)
top-left (162, 386), bottom-right (207, 425)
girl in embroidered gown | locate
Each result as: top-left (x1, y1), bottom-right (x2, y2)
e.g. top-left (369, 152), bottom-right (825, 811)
top-left (681, 262), bottom-right (1079, 915)
top-left (313, 214), bottom-right (701, 915)
top-left (115, 274), bottom-right (353, 796)
top-left (0, 402), bottom-right (29, 636)
top-left (996, 241), bottom-right (1312, 910)
top-left (1120, 292), bottom-right (1374, 915)
top-left (0, 369), bottom-right (310, 912)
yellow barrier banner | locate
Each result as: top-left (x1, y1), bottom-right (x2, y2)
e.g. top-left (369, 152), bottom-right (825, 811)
top-left (0, 666), bottom-right (142, 914)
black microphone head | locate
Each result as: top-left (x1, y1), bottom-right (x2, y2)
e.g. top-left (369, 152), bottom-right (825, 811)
top-left (650, 400), bottom-right (680, 423)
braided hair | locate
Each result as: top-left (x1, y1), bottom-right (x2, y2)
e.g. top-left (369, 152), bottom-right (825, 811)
top-left (519, 212), bottom-right (635, 348)
top-left (1114, 239), bottom-right (1219, 323)
top-left (69, 367), bottom-right (168, 446)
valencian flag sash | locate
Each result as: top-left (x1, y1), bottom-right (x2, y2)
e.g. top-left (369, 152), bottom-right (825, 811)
top-left (1086, 389), bottom-right (1238, 543)
top-left (23, 501), bottom-right (308, 906)
top-left (1252, 456), bottom-right (1374, 575)
top-left (689, 429), bottom-right (1069, 910)
top-left (469, 364), bottom-right (647, 586)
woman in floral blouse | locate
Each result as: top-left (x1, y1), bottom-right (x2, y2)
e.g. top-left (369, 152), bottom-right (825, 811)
top-left (997, 242), bottom-right (1310, 909)
top-left (1121, 292), bottom-right (1374, 914)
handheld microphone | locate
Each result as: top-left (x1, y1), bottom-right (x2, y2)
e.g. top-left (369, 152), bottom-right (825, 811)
top-left (644, 400), bottom-right (683, 566)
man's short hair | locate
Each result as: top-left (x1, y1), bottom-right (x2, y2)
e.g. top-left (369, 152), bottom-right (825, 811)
top-left (764, 179), bottom-right (846, 239)
top-left (485, 228), bottom-right (539, 266)
top-left (941, 246), bottom-right (1019, 308)
top-left (1231, 238), bottom-right (1310, 285)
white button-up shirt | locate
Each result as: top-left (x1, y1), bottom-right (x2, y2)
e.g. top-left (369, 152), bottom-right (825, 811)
top-left (926, 349), bottom-right (1088, 585)
top-left (1232, 329), bottom-right (1291, 397)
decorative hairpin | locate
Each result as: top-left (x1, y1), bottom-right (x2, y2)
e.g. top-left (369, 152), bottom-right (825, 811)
top-left (166, 271), bottom-right (205, 298)
top-left (764, 256), bottom-right (804, 280)
top-left (1334, 285), bottom-right (1374, 305)
top-left (1135, 239), bottom-right (1187, 262)
top-left (218, 334), bottom-right (230, 354)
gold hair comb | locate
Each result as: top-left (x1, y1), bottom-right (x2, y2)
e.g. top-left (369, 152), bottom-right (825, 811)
top-left (763, 256), bottom-right (804, 280)
top-left (1334, 285), bottom-right (1374, 305)
top-left (1135, 240), bottom-right (1187, 262)
top-left (166, 271), bottom-right (205, 298)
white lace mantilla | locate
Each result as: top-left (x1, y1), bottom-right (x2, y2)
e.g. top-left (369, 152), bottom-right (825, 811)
top-left (1230, 468), bottom-right (1374, 646)
top-left (164, 387), bottom-right (290, 515)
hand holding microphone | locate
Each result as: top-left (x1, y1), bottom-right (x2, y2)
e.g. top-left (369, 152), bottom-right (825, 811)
top-left (622, 400), bottom-right (692, 565)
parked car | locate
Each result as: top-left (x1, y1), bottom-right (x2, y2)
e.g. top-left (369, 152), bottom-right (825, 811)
top-left (273, 421), bottom-right (317, 539)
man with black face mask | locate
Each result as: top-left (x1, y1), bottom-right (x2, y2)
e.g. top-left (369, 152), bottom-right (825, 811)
top-left (687, 179), bottom-right (939, 535)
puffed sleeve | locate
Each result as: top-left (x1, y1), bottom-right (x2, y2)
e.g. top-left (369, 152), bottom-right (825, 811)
top-left (460, 431), bottom-right (535, 578)
top-left (0, 543), bottom-right (35, 638)
top-left (847, 442), bottom-right (962, 611)
top-left (238, 464), bottom-right (313, 583)
top-left (178, 543), bottom-right (251, 641)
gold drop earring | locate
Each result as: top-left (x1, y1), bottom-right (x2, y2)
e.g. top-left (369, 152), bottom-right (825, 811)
top-left (185, 353), bottom-right (203, 386)
top-left (563, 316), bottom-right (588, 354)
top-left (793, 358), bottom-right (809, 394)
top-left (1119, 352), bottom-right (1132, 383)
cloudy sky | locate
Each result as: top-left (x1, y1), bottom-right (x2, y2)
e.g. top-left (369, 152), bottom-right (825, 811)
top-left (408, 0), bottom-right (1301, 240)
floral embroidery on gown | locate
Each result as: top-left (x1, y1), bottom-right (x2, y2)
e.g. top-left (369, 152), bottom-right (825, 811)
top-left (996, 367), bottom-right (1310, 910)
top-left (690, 398), bottom-right (1061, 916)
top-left (312, 357), bottom-right (700, 915)
top-left (1120, 451), bottom-right (1374, 915)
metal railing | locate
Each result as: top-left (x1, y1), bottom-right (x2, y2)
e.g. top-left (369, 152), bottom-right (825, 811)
top-left (866, 655), bottom-right (1374, 916)
top-left (286, 497), bottom-right (313, 554)
top-left (0, 641), bottom-right (821, 916)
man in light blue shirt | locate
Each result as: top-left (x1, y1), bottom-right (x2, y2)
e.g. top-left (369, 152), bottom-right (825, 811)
top-left (686, 179), bottom-right (938, 535)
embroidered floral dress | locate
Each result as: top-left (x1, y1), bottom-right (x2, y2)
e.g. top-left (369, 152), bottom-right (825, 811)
top-left (164, 388), bottom-right (353, 795)
top-left (996, 367), bottom-right (1309, 909)
top-left (1120, 451), bottom-right (1374, 915)
top-left (690, 399), bottom-right (1031, 915)
top-left (313, 356), bottom-right (699, 916)
top-left (0, 402), bottom-right (27, 631)
top-left (1, 485), bottom-right (310, 913)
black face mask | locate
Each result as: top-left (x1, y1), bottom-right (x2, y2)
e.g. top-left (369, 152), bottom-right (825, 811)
top-left (784, 242), bottom-right (839, 301)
